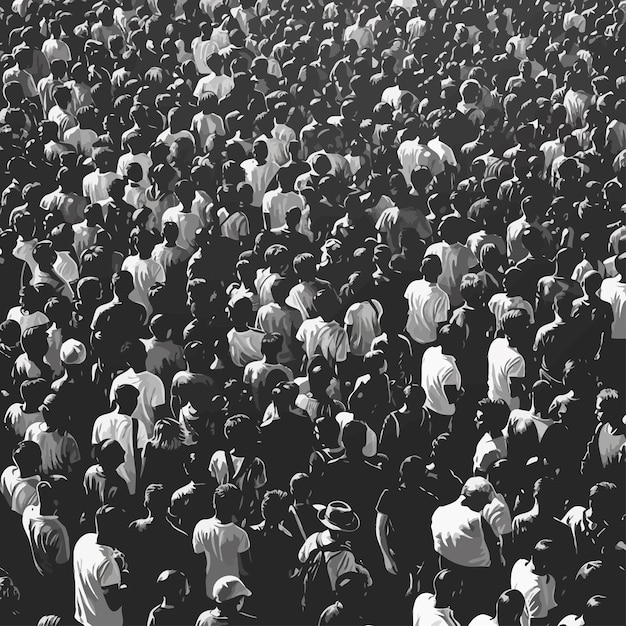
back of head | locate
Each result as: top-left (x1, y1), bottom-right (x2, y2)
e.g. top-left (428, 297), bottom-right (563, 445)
top-left (495, 589), bottom-right (526, 625)
top-left (433, 568), bottom-right (461, 602)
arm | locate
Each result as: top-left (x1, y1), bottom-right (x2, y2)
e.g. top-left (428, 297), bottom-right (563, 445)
top-left (103, 584), bottom-right (127, 612)
top-left (375, 512), bottom-right (397, 574)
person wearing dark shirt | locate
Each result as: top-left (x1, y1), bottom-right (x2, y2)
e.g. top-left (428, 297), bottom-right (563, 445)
top-left (147, 570), bottom-right (192, 626)
top-left (318, 571), bottom-right (369, 626)
top-left (515, 228), bottom-right (554, 305)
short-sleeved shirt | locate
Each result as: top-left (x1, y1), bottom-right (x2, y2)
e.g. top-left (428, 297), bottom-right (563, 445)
top-left (598, 277), bottom-right (626, 339)
top-left (510, 558), bottom-right (557, 619)
top-left (0, 466), bottom-right (40, 514)
top-left (22, 504), bottom-right (71, 575)
top-left (109, 369), bottom-right (165, 438)
top-left (344, 300), bottom-right (383, 357)
top-left (23, 424), bottom-right (80, 475)
top-left (404, 279), bottom-right (450, 344)
top-left (121, 255), bottom-right (166, 318)
top-left (192, 517), bottom-right (250, 598)
top-left (73, 533), bottom-right (122, 626)
top-left (413, 593), bottom-right (461, 626)
top-left (425, 242), bottom-right (479, 308)
top-left (487, 338), bottom-right (525, 410)
top-left (296, 317), bottom-right (349, 366)
top-left (421, 346), bottom-right (461, 416)
top-left (4, 403), bottom-right (44, 438)
top-left (161, 206), bottom-right (202, 250)
top-left (227, 328), bottom-right (264, 368)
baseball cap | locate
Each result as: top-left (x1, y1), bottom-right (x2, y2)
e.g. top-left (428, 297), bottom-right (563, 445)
top-left (60, 339), bottom-right (87, 365)
top-left (213, 576), bottom-right (252, 603)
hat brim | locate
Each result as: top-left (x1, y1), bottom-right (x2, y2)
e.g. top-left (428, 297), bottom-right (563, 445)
top-left (316, 505), bottom-right (360, 533)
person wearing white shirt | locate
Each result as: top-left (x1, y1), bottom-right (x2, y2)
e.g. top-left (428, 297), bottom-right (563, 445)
top-left (468, 589), bottom-right (530, 626)
top-left (82, 149), bottom-right (120, 208)
top-left (192, 24), bottom-right (219, 74)
top-left (421, 325), bottom-right (463, 436)
top-left (109, 342), bottom-right (165, 439)
top-left (262, 169), bottom-right (305, 231)
top-left (193, 55), bottom-right (234, 100)
top-left (598, 254), bottom-right (626, 340)
top-left (161, 181), bottom-right (203, 251)
top-left (405, 255), bottom-right (450, 348)
top-left (487, 310), bottom-right (527, 410)
top-left (92, 385), bottom-right (148, 496)
top-left (412, 569), bottom-right (462, 626)
top-left (73, 507), bottom-right (127, 626)
top-left (510, 540), bottom-right (559, 621)
top-left (241, 141), bottom-right (280, 209)
top-left (121, 231), bottom-right (166, 319)
top-left (41, 22), bottom-right (72, 64)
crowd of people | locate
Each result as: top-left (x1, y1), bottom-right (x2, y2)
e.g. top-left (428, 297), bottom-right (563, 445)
top-left (0, 0), bottom-right (624, 624)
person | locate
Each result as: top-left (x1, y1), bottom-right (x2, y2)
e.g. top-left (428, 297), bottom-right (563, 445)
top-left (195, 575), bottom-right (256, 626)
top-left (1, 441), bottom-right (42, 515)
top-left (510, 540), bottom-right (559, 623)
top-left (468, 589), bottom-right (529, 626)
top-left (297, 500), bottom-right (371, 621)
top-left (412, 569), bottom-right (463, 626)
top-left (92, 384), bottom-right (148, 496)
top-left (506, 380), bottom-right (556, 443)
top-left (192, 484), bottom-right (251, 600)
top-left (376, 455), bottom-right (438, 593)
top-left (4, 378), bottom-right (46, 441)
top-left (146, 570), bottom-right (192, 626)
top-left (404, 255), bottom-right (450, 359)
top-left (73, 505), bottom-right (128, 626)
top-left (22, 480), bottom-right (71, 577)
top-left (487, 310), bottom-right (528, 410)
top-left (24, 393), bottom-right (80, 477)
top-left (421, 324), bottom-right (464, 437)
top-left (109, 340), bottom-right (166, 438)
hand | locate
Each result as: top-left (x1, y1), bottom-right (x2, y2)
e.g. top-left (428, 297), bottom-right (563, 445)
top-left (383, 555), bottom-right (398, 575)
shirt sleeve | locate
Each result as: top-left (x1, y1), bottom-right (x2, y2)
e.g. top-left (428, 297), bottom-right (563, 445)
top-left (344, 304), bottom-right (356, 326)
top-left (192, 523), bottom-right (205, 554)
top-left (98, 558), bottom-right (121, 588)
top-left (508, 354), bottom-right (526, 380)
top-left (434, 293), bottom-right (450, 324)
top-left (238, 528), bottom-right (250, 553)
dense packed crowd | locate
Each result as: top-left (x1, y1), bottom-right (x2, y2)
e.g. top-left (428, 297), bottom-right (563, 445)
top-left (0, 0), bottom-right (624, 624)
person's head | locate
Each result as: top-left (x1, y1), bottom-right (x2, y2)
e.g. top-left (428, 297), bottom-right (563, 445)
top-left (581, 595), bottom-right (614, 626)
top-left (21, 326), bottom-right (49, 361)
top-left (581, 270), bottom-right (603, 299)
top-left (475, 398), bottom-right (509, 434)
top-left (437, 323), bottom-right (463, 357)
top-left (531, 539), bottom-right (554, 576)
top-left (495, 589), bottom-right (526, 625)
top-left (532, 477), bottom-right (562, 516)
top-left (293, 253), bottom-right (317, 281)
top-left (32, 241), bottom-right (57, 270)
top-left (212, 575), bottom-right (251, 613)
top-left (228, 296), bottom-right (254, 329)
top-left (213, 483), bottom-right (242, 522)
top-left (312, 289), bottom-right (340, 322)
top-left (133, 229), bottom-right (157, 257)
top-left (587, 482), bottom-right (618, 525)
top-left (151, 418), bottom-right (183, 451)
top-left (112, 384), bottom-right (140, 416)
top-left (460, 273), bottom-right (483, 306)
top-left (94, 505), bottom-right (126, 547)
top-left (261, 489), bottom-right (289, 525)
top-left (289, 472), bottom-right (311, 503)
top-left (501, 309), bottom-right (529, 345)
top-left (111, 271), bottom-right (134, 300)
top-left (432, 569), bottom-right (462, 606)
top-left (120, 340), bottom-right (147, 372)
top-left (143, 483), bottom-right (169, 517)
top-left (529, 380), bottom-right (554, 414)
top-left (19, 378), bottom-right (48, 409)
top-left (95, 439), bottom-right (125, 472)
top-left (12, 440), bottom-right (41, 476)
top-left (552, 291), bottom-right (574, 320)
top-left (341, 420), bottom-right (367, 456)
top-left (224, 414), bottom-right (260, 454)
top-left (155, 569), bottom-right (190, 605)
top-left (334, 571), bottom-right (369, 605)
top-left (595, 388), bottom-right (622, 428)
top-left (37, 616), bottom-right (61, 626)
top-left (461, 476), bottom-right (493, 511)
top-left (420, 254), bottom-right (442, 282)
top-left (261, 332), bottom-right (282, 362)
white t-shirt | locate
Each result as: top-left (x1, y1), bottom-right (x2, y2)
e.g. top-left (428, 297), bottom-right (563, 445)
top-left (192, 517), bottom-right (250, 599)
top-left (262, 188), bottom-right (305, 230)
top-left (240, 158), bottom-right (280, 207)
top-left (598, 277), bottom-right (626, 339)
top-left (161, 206), bottom-right (202, 251)
top-left (425, 241), bottom-right (478, 308)
top-left (92, 411), bottom-right (148, 495)
top-left (109, 369), bottom-right (165, 438)
top-left (0, 466), bottom-right (40, 514)
top-left (5, 306), bottom-right (49, 332)
top-left (510, 558), bottom-right (558, 619)
top-left (412, 593), bottom-right (461, 626)
top-left (344, 300), bottom-right (383, 357)
top-left (488, 294), bottom-right (535, 331)
top-left (82, 171), bottom-right (120, 206)
top-left (431, 497), bottom-right (491, 568)
top-left (404, 279), bottom-right (450, 344)
top-left (487, 338), bottom-right (525, 410)
top-left (121, 255), bottom-right (166, 318)
top-left (421, 346), bottom-right (461, 416)
top-left (74, 533), bottom-right (122, 626)
top-left (507, 409), bottom-right (554, 442)
top-left (473, 433), bottom-right (507, 474)
top-left (296, 317), bottom-right (349, 366)
top-left (23, 423), bottom-right (81, 475)
top-left (217, 208), bottom-right (250, 242)
top-left (597, 423), bottom-right (626, 468)
top-left (226, 328), bottom-right (264, 368)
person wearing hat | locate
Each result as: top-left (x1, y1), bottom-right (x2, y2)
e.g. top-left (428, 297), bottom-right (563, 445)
top-left (195, 575), bottom-right (255, 626)
top-left (297, 500), bottom-right (371, 619)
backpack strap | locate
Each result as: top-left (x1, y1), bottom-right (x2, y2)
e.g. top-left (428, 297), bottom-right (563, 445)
top-left (290, 504), bottom-right (308, 542)
top-left (232, 456), bottom-right (255, 484)
top-left (224, 449), bottom-right (236, 483)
